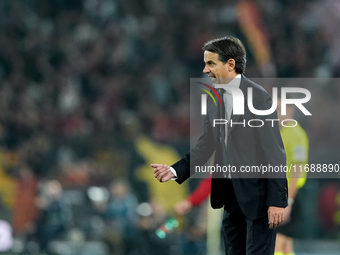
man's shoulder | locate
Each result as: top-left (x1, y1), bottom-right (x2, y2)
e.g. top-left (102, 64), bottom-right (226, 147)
top-left (241, 75), bottom-right (271, 102)
top-left (242, 75), bottom-right (268, 94)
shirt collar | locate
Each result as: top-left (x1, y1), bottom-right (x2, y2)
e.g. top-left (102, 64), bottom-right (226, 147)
top-left (227, 73), bottom-right (242, 88)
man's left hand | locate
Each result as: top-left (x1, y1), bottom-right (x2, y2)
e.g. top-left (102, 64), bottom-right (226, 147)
top-left (268, 206), bottom-right (284, 229)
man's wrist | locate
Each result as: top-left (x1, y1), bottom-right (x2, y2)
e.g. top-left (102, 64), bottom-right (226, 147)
top-left (169, 167), bottom-right (178, 180)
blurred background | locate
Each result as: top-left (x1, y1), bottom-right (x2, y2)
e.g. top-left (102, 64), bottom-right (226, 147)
top-left (0, 0), bottom-right (340, 254)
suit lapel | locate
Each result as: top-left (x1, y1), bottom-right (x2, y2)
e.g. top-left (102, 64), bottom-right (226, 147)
top-left (228, 74), bottom-right (248, 135)
top-left (208, 88), bottom-right (225, 142)
top-left (208, 96), bottom-right (220, 119)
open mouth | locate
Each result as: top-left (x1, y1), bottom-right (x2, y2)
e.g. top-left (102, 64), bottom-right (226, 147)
top-left (208, 75), bottom-right (217, 83)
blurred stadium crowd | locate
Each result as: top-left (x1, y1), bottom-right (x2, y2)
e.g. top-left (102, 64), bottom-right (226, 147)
top-left (0, 0), bottom-right (340, 254)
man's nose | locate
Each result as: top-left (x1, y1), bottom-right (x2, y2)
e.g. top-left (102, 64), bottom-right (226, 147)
top-left (203, 65), bottom-right (210, 73)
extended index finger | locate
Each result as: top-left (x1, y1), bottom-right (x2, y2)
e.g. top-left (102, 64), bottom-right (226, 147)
top-left (151, 164), bottom-right (162, 168)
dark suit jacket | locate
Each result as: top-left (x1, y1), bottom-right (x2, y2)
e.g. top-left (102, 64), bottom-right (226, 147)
top-left (172, 75), bottom-right (288, 220)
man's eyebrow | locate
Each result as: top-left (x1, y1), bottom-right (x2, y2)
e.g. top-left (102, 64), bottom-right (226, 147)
top-left (206, 60), bottom-right (215, 64)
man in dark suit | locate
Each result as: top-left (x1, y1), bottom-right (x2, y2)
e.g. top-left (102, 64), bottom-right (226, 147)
top-left (152, 36), bottom-right (288, 255)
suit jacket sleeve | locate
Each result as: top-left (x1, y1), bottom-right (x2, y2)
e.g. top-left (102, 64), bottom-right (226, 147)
top-left (172, 114), bottom-right (215, 184)
top-left (255, 91), bottom-right (288, 208)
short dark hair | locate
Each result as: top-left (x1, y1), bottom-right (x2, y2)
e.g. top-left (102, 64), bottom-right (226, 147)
top-left (203, 36), bottom-right (247, 74)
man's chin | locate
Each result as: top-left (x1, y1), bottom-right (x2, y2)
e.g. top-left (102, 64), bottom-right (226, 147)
top-left (211, 78), bottom-right (217, 84)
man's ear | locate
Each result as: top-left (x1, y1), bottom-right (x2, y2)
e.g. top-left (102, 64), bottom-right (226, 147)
top-left (227, 59), bottom-right (236, 71)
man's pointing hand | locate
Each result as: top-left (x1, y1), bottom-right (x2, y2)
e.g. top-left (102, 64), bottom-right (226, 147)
top-left (151, 164), bottom-right (175, 183)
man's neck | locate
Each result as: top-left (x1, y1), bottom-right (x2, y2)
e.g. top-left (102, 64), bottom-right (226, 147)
top-left (214, 74), bottom-right (241, 86)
